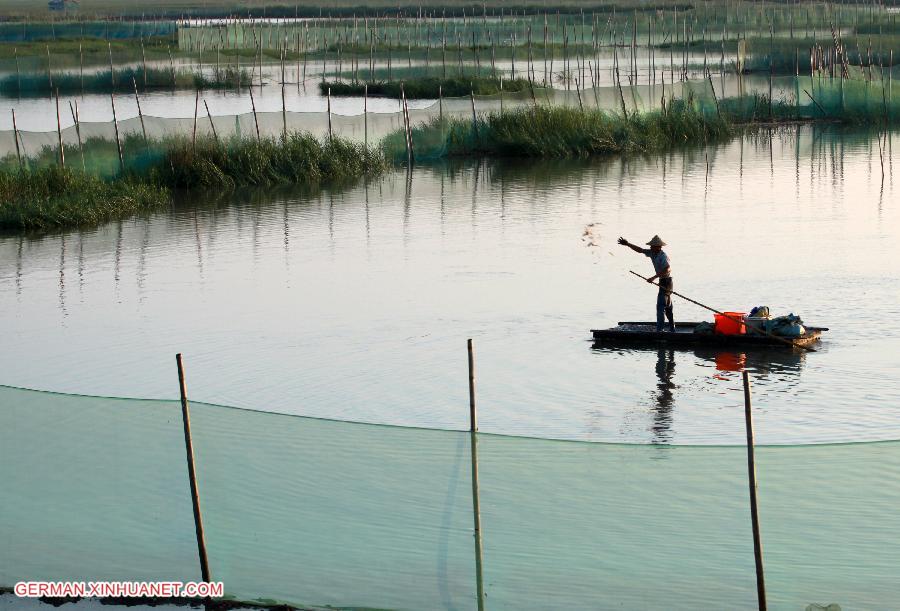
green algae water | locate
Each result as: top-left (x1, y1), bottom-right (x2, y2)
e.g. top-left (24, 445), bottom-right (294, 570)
top-left (2, 384), bottom-right (899, 610)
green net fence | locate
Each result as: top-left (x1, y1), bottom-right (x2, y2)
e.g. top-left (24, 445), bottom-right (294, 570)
top-left (1, 75), bottom-right (898, 174)
top-left (1, 384), bottom-right (898, 609)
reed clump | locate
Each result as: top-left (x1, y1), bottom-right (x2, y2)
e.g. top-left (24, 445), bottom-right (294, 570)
top-left (386, 102), bottom-right (733, 161)
top-left (0, 66), bottom-right (252, 96)
top-left (321, 76), bottom-right (532, 99)
top-left (0, 165), bottom-right (168, 231)
top-left (0, 132), bottom-right (388, 232)
top-left (156, 133), bottom-right (389, 189)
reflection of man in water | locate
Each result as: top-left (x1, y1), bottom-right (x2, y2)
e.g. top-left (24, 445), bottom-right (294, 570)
top-left (618, 235), bottom-right (675, 332)
top-left (652, 350), bottom-right (676, 443)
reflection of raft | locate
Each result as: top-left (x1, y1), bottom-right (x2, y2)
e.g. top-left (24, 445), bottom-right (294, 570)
top-left (591, 322), bottom-right (826, 349)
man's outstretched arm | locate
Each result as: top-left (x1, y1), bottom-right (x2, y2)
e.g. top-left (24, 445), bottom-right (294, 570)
top-left (617, 237), bottom-right (645, 254)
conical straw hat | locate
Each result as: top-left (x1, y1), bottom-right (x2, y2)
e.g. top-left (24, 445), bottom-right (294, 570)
top-left (646, 235), bottom-right (667, 247)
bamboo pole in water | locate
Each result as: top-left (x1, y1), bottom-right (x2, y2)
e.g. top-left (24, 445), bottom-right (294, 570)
top-left (176, 354), bottom-right (212, 584)
top-left (470, 90), bottom-right (478, 137)
top-left (743, 371), bottom-right (767, 611)
top-left (327, 87), bottom-right (333, 140)
top-left (281, 47), bottom-right (287, 139)
top-left (69, 101), bottom-right (85, 171)
top-left (192, 89), bottom-right (200, 150)
top-left (204, 100), bottom-right (218, 142)
top-left (110, 94), bottom-right (124, 173)
top-left (249, 86), bottom-right (261, 141)
top-left (467, 338), bottom-right (486, 611)
top-left (467, 338), bottom-right (477, 432)
top-left (11, 109), bottom-right (21, 168)
top-left (55, 89), bottom-right (65, 168)
top-left (132, 77), bottom-right (148, 143)
top-left (403, 88), bottom-right (413, 164)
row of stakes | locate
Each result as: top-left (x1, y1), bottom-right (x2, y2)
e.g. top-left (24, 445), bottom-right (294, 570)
top-left (175, 341), bottom-right (767, 610)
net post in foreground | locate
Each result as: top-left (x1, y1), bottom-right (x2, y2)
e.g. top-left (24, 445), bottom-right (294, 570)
top-left (743, 370), bottom-right (767, 611)
top-left (468, 339), bottom-right (485, 611)
top-left (176, 353), bottom-right (212, 583)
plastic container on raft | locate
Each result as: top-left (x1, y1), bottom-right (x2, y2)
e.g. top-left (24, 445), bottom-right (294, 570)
top-left (714, 312), bottom-right (747, 335)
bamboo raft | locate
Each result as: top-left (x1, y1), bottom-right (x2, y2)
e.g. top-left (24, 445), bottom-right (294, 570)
top-left (591, 322), bottom-right (826, 349)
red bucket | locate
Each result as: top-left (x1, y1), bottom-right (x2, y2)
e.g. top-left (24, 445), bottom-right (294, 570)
top-left (714, 312), bottom-right (747, 335)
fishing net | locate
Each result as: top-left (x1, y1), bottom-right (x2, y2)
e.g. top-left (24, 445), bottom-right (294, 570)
top-left (2, 76), bottom-right (898, 175)
top-left (1, 384), bottom-right (899, 609)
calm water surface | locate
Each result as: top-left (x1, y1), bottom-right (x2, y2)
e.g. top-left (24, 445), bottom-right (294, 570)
top-left (1, 126), bottom-right (898, 444)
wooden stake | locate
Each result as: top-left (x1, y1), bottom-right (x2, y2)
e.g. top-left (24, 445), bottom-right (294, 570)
top-left (203, 100), bottom-right (219, 142)
top-left (467, 338), bottom-right (477, 430)
top-left (68, 100), bottom-right (84, 171)
top-left (55, 88), bottom-right (65, 168)
top-left (176, 354), bottom-right (212, 584)
top-left (363, 84), bottom-right (368, 147)
top-left (470, 427), bottom-right (486, 611)
top-left (132, 77), bottom-right (148, 142)
top-left (281, 63), bottom-right (288, 139)
top-left (192, 89), bottom-right (200, 150)
top-left (249, 87), bottom-right (261, 141)
top-left (11, 109), bottom-right (21, 168)
top-left (743, 371), bottom-right (767, 611)
top-left (470, 90), bottom-right (478, 137)
top-left (110, 94), bottom-right (124, 174)
top-left (327, 87), bottom-right (333, 140)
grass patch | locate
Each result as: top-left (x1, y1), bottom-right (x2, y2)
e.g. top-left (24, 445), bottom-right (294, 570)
top-left (321, 75), bottom-right (532, 98)
top-left (384, 101), bottom-right (733, 161)
top-left (154, 133), bottom-right (389, 189)
top-left (0, 132), bottom-right (388, 232)
top-left (0, 166), bottom-right (169, 231)
top-left (0, 66), bottom-right (252, 96)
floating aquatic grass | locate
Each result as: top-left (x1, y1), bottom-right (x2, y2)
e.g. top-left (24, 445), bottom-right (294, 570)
top-left (0, 165), bottom-right (168, 231)
top-left (156, 132), bottom-right (389, 189)
top-left (0, 132), bottom-right (388, 231)
top-left (0, 66), bottom-right (252, 96)
top-left (384, 101), bottom-right (733, 161)
top-left (321, 75), bottom-right (532, 98)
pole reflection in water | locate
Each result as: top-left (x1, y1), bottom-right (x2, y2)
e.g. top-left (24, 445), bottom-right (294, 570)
top-left (591, 341), bottom-right (810, 444)
top-left (651, 349), bottom-right (676, 444)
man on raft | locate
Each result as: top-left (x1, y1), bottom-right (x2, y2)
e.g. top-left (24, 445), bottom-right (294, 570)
top-left (618, 235), bottom-right (675, 332)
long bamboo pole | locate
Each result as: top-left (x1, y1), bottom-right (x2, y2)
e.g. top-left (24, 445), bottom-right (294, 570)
top-left (203, 100), bottom-right (218, 142)
top-left (249, 86), bottom-right (261, 141)
top-left (109, 93), bottom-right (126, 174)
top-left (192, 89), bottom-right (200, 150)
top-left (11, 109), bottom-right (22, 168)
top-left (68, 101), bottom-right (85, 171)
top-left (628, 271), bottom-right (816, 352)
top-left (132, 77), bottom-right (148, 143)
top-left (743, 371), bottom-right (767, 611)
top-left (176, 354), bottom-right (212, 584)
top-left (55, 88), bottom-right (65, 168)
top-left (469, 405), bottom-right (486, 611)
